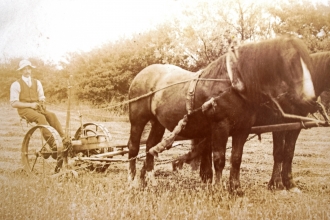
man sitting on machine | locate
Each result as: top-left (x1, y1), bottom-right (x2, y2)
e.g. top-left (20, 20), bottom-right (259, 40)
top-left (10, 59), bottom-right (65, 159)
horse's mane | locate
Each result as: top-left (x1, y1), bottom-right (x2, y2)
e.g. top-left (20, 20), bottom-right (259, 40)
top-left (199, 54), bottom-right (230, 80)
top-left (234, 36), bottom-right (312, 104)
top-left (195, 37), bottom-right (312, 106)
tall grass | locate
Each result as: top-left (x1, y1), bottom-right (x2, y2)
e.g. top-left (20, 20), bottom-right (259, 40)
top-left (1, 102), bottom-right (330, 220)
top-left (1, 164), bottom-right (329, 220)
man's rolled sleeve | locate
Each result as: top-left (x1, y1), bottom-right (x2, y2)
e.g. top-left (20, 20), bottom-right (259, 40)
top-left (10, 81), bottom-right (20, 106)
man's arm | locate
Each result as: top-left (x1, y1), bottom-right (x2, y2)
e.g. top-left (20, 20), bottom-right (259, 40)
top-left (11, 101), bottom-right (39, 109)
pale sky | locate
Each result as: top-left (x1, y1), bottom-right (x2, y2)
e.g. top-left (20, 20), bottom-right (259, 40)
top-left (1, 0), bottom-right (327, 64)
top-left (0, 0), bottom-right (184, 64)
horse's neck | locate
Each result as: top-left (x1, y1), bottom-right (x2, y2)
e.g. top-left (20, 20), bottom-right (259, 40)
top-left (200, 56), bottom-right (229, 80)
top-left (313, 71), bottom-right (329, 97)
top-left (311, 54), bottom-right (330, 97)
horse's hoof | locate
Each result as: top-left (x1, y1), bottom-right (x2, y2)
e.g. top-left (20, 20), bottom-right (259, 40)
top-left (229, 189), bottom-right (244, 197)
top-left (128, 177), bottom-right (140, 189)
top-left (268, 181), bottom-right (285, 191)
top-left (172, 161), bottom-right (182, 172)
top-left (127, 172), bottom-right (140, 189)
top-left (232, 188), bottom-right (244, 197)
top-left (200, 172), bottom-right (213, 184)
top-left (145, 170), bottom-right (158, 187)
top-left (172, 161), bottom-right (176, 171)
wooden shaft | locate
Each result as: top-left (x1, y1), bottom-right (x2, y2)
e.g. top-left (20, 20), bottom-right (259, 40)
top-left (90, 146), bottom-right (146, 158)
top-left (65, 75), bottom-right (73, 138)
top-left (78, 157), bottom-right (129, 162)
top-left (250, 121), bottom-right (325, 134)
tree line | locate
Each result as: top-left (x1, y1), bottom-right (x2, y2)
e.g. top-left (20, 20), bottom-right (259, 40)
top-left (1, 0), bottom-right (330, 110)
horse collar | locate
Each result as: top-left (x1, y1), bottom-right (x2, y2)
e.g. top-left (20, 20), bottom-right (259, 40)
top-left (186, 71), bottom-right (203, 114)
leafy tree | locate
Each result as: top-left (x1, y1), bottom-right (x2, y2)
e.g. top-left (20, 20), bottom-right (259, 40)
top-left (2, 0), bottom-right (330, 110)
top-left (0, 56), bottom-right (72, 105)
top-left (0, 59), bottom-right (20, 101)
top-left (64, 24), bottom-right (199, 105)
top-left (268, 0), bottom-right (330, 52)
top-left (216, 0), bottom-right (274, 41)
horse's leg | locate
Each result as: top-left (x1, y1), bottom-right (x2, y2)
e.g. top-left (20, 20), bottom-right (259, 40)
top-left (199, 136), bottom-right (213, 184)
top-left (268, 131), bottom-right (286, 190)
top-left (140, 118), bottom-right (165, 187)
top-left (188, 138), bottom-right (203, 171)
top-left (282, 129), bottom-right (301, 191)
top-left (172, 139), bottom-right (202, 172)
top-left (171, 137), bottom-right (213, 183)
top-left (212, 122), bottom-right (229, 187)
top-left (172, 154), bottom-right (187, 171)
top-left (171, 139), bottom-right (201, 163)
top-left (230, 132), bottom-right (249, 196)
top-left (128, 119), bottom-right (149, 185)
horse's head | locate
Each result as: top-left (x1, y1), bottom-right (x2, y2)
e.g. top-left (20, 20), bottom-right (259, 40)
top-left (278, 37), bottom-right (318, 113)
top-left (228, 37), bottom-right (318, 113)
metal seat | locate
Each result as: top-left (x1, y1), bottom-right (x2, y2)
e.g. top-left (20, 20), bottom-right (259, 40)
top-left (20, 116), bottom-right (36, 131)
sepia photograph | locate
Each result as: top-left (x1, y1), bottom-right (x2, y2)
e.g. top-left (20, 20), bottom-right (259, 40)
top-left (0, 0), bottom-right (330, 219)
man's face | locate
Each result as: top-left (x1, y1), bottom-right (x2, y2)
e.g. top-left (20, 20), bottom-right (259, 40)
top-left (21, 66), bottom-right (32, 77)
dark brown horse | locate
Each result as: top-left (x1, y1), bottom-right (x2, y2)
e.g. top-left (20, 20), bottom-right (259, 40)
top-left (182, 51), bottom-right (330, 193)
top-left (127, 37), bottom-right (317, 194)
top-left (264, 51), bottom-right (330, 191)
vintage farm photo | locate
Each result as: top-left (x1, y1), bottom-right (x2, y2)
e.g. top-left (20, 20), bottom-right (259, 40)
top-left (1, 0), bottom-right (330, 219)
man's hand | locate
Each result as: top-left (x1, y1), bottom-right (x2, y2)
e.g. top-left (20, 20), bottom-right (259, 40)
top-left (30, 102), bottom-right (39, 109)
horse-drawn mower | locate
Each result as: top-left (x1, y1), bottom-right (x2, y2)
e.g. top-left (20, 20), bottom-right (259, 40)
top-left (21, 122), bottom-right (116, 175)
top-left (20, 78), bottom-right (133, 175)
top-left (19, 80), bottom-right (330, 177)
top-left (20, 46), bottom-right (330, 179)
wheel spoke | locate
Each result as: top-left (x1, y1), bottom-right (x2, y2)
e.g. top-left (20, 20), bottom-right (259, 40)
top-left (30, 155), bottom-right (38, 172)
top-left (21, 125), bottom-right (62, 175)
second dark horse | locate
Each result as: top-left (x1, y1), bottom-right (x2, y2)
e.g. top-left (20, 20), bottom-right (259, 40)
top-left (263, 51), bottom-right (330, 191)
top-left (175, 52), bottom-right (330, 193)
top-left (127, 37), bottom-right (317, 195)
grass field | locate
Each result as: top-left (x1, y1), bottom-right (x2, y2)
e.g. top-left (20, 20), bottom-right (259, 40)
top-left (0, 102), bottom-right (329, 219)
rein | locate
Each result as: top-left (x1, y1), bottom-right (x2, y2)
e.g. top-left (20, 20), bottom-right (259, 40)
top-left (128, 77), bottom-right (230, 105)
top-left (77, 78), bottom-right (231, 112)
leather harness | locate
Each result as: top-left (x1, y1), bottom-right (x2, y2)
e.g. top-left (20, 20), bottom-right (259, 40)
top-left (186, 71), bottom-right (203, 115)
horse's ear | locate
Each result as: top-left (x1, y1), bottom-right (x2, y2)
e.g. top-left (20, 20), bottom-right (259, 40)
top-left (227, 36), bottom-right (241, 47)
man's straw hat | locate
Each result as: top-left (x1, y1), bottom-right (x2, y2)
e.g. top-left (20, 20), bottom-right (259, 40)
top-left (17, 59), bottom-right (36, 71)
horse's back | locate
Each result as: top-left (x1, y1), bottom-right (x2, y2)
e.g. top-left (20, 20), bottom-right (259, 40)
top-left (128, 64), bottom-right (196, 128)
top-left (129, 64), bottom-right (194, 98)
